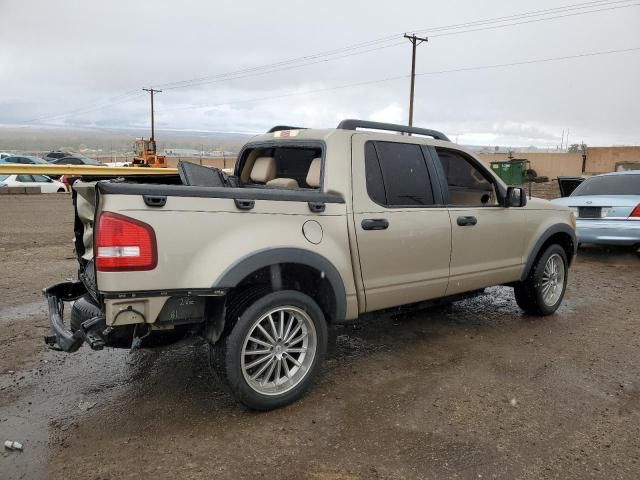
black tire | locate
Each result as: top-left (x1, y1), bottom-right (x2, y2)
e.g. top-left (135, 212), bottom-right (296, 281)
top-left (70, 295), bottom-right (101, 332)
top-left (57, 188), bottom-right (66, 193)
top-left (514, 244), bottom-right (568, 316)
top-left (211, 290), bottom-right (328, 410)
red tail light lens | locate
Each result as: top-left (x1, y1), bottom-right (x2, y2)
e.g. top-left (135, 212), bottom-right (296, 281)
top-left (96, 212), bottom-right (157, 271)
top-left (630, 204), bottom-right (640, 218)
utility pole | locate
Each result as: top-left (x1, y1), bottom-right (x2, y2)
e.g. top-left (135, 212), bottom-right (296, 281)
top-left (142, 88), bottom-right (162, 141)
top-left (404, 33), bottom-right (428, 129)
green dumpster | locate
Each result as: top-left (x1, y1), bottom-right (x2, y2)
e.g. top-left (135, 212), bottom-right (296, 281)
top-left (490, 160), bottom-right (528, 185)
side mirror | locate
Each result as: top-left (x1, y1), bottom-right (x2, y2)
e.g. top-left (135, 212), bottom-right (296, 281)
top-left (504, 186), bottom-right (527, 207)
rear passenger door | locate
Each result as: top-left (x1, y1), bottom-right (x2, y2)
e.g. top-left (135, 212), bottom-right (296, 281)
top-left (351, 136), bottom-right (452, 312)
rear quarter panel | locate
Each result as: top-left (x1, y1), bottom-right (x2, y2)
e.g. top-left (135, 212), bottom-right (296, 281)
top-left (95, 194), bottom-right (359, 319)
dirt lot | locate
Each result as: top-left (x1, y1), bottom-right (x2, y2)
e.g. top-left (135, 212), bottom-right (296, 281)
top-left (1, 194), bottom-right (639, 480)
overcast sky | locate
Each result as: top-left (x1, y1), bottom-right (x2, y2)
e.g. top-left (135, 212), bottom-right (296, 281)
top-left (1, 0), bottom-right (639, 147)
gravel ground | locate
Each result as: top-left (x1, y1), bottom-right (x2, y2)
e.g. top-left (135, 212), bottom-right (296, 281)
top-left (1, 194), bottom-right (639, 480)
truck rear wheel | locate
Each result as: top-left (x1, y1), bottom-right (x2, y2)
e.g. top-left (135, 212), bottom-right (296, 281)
top-left (210, 290), bottom-right (327, 410)
top-left (514, 244), bottom-right (568, 316)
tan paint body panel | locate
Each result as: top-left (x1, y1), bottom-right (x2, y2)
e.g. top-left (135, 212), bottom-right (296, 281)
top-left (97, 196), bottom-right (359, 320)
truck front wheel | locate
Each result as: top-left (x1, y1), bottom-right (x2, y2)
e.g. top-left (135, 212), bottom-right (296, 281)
top-left (514, 244), bottom-right (568, 316)
top-left (210, 290), bottom-right (328, 410)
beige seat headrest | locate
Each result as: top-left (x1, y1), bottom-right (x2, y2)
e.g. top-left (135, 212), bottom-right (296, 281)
top-left (266, 178), bottom-right (299, 189)
top-left (250, 157), bottom-right (276, 183)
top-left (306, 158), bottom-right (321, 188)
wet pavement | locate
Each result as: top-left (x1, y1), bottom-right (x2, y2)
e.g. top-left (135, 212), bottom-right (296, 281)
top-left (1, 195), bottom-right (639, 479)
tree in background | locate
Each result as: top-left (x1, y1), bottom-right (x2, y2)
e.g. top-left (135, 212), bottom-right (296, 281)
top-left (568, 143), bottom-right (587, 153)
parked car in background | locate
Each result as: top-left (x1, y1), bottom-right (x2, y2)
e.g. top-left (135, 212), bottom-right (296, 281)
top-left (48, 155), bottom-right (103, 166)
top-left (0, 174), bottom-right (68, 193)
top-left (43, 150), bottom-right (73, 162)
top-left (0, 155), bottom-right (49, 164)
top-left (551, 171), bottom-right (640, 250)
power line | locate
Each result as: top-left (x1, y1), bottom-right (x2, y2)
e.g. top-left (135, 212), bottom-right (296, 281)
top-left (26, 90), bottom-right (142, 124)
top-left (158, 0), bottom-right (638, 92)
top-left (411, 0), bottom-right (633, 34)
top-left (26, 0), bottom-right (638, 124)
top-left (160, 41), bottom-right (407, 91)
top-left (427, 1), bottom-right (640, 38)
top-left (158, 47), bottom-right (640, 112)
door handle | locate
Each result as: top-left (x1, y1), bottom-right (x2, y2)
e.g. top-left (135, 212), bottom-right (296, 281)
top-left (143, 195), bottom-right (167, 207)
top-left (457, 216), bottom-right (477, 226)
top-left (361, 218), bottom-right (389, 230)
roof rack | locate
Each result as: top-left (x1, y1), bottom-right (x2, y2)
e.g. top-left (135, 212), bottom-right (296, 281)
top-left (267, 125), bottom-right (307, 133)
top-left (336, 119), bottom-right (450, 141)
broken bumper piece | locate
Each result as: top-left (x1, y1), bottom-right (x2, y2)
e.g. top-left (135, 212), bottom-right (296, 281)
top-left (43, 280), bottom-right (105, 352)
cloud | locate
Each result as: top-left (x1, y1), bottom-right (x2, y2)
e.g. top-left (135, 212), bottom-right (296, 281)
top-left (370, 103), bottom-right (405, 124)
top-left (0, 0), bottom-right (638, 146)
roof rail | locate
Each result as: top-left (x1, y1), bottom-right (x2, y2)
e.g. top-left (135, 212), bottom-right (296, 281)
top-left (267, 125), bottom-right (307, 133)
top-left (336, 119), bottom-right (450, 141)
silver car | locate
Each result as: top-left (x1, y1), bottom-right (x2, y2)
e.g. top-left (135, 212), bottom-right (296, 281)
top-left (551, 171), bottom-right (640, 248)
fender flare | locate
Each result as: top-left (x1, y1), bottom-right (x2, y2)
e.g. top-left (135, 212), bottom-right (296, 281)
top-left (214, 247), bottom-right (347, 322)
top-left (521, 223), bottom-right (577, 281)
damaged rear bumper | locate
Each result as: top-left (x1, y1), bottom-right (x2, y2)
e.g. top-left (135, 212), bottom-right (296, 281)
top-left (44, 281), bottom-right (105, 352)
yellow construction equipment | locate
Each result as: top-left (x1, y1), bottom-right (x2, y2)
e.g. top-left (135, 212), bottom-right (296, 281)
top-left (131, 138), bottom-right (167, 167)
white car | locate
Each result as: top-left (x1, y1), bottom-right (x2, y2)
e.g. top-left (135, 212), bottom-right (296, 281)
top-left (0, 174), bottom-right (68, 193)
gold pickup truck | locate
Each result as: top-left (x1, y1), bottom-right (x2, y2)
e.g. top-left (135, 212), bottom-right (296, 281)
top-left (45, 119), bottom-right (576, 410)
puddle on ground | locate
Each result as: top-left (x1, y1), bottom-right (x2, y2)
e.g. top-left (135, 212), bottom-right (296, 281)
top-left (0, 301), bottom-right (47, 323)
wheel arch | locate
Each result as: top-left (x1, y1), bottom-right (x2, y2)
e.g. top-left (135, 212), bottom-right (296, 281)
top-left (521, 224), bottom-right (577, 281)
top-left (214, 248), bottom-right (347, 323)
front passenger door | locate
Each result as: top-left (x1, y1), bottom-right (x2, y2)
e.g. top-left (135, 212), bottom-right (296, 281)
top-left (431, 147), bottom-right (525, 294)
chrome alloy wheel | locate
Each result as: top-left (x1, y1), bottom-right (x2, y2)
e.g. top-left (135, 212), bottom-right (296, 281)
top-left (541, 253), bottom-right (565, 306)
top-left (241, 306), bottom-right (317, 396)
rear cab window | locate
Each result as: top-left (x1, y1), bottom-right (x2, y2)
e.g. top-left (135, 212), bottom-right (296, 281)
top-left (237, 143), bottom-right (324, 190)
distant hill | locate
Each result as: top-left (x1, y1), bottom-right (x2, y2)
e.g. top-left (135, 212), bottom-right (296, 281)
top-left (0, 124), bottom-right (252, 155)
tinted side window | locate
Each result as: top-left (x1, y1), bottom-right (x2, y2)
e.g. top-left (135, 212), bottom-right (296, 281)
top-left (437, 150), bottom-right (492, 190)
top-left (370, 141), bottom-right (434, 206)
top-left (364, 142), bottom-right (386, 205)
top-left (435, 148), bottom-right (497, 206)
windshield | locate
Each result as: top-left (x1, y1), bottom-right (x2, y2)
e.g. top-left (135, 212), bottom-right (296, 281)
top-left (0, 174), bottom-right (9, 181)
top-left (571, 174), bottom-right (640, 196)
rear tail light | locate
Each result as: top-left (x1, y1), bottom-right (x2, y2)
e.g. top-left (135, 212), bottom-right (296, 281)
top-left (630, 204), bottom-right (640, 218)
top-left (95, 212), bottom-right (157, 271)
